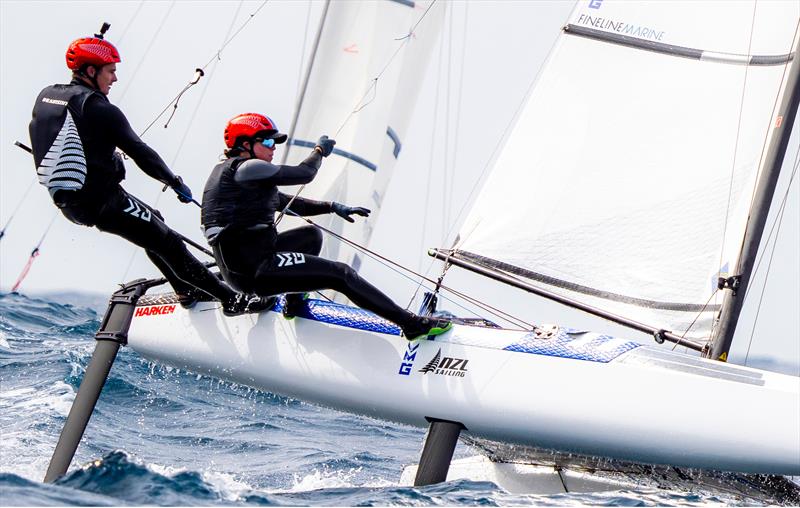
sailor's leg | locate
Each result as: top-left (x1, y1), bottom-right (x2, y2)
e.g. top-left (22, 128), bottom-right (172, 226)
top-left (143, 250), bottom-right (196, 296)
top-left (254, 253), bottom-right (417, 326)
top-left (94, 189), bottom-right (236, 303)
top-left (275, 225), bottom-right (323, 256)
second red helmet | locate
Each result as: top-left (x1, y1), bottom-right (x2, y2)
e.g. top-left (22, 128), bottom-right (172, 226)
top-left (66, 37), bottom-right (121, 71)
top-left (224, 113), bottom-right (288, 149)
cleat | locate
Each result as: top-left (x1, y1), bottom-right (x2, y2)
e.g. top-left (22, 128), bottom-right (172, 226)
top-left (401, 316), bottom-right (453, 341)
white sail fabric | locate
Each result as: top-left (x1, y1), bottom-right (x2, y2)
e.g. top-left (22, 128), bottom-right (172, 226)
top-left (456, 0), bottom-right (799, 341)
top-left (281, 0), bottom-right (443, 267)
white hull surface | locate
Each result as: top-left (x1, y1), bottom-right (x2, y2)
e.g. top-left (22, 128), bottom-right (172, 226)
top-left (127, 295), bottom-right (800, 475)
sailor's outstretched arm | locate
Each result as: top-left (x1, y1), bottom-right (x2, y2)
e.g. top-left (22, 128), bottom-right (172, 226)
top-left (234, 151), bottom-right (323, 186)
top-left (277, 192), bottom-right (332, 216)
top-left (86, 96), bottom-right (180, 187)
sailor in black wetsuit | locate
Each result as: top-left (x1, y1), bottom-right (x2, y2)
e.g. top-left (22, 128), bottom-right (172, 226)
top-left (28, 26), bottom-right (267, 315)
top-left (201, 112), bottom-right (452, 340)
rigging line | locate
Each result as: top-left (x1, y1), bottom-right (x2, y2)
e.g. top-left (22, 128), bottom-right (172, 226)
top-left (117, 1), bottom-right (177, 104)
top-left (447, 1), bottom-right (469, 234)
top-left (438, 2), bottom-right (571, 249)
top-left (291, 213), bottom-right (534, 330)
top-left (411, 14), bottom-right (445, 296)
top-left (277, 0), bottom-right (440, 226)
top-left (10, 211), bottom-right (58, 293)
top-left (713, 0), bottom-right (760, 311)
top-left (0, 177), bottom-right (37, 241)
top-left (740, 153), bottom-right (799, 362)
top-left (139, 0), bottom-right (271, 138)
top-left (293, 0), bottom-right (314, 101)
top-left (167, 1), bottom-right (243, 172)
top-left (743, 174), bottom-right (792, 366)
top-left (410, 10), bottom-right (446, 303)
top-left (119, 4), bottom-right (244, 284)
top-left (442, 1), bottom-right (453, 230)
top-left (737, 21), bottom-right (800, 266)
top-left (115, 0), bottom-right (146, 45)
top-left (334, 0), bottom-right (439, 136)
top-left (407, 2), bottom-right (567, 301)
top-left (745, 143), bottom-right (800, 301)
top-left (281, 0), bottom-right (330, 166)
top-left (671, 289), bottom-right (719, 352)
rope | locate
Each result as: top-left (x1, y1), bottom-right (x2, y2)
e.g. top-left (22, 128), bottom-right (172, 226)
top-left (138, 0), bottom-right (271, 138)
top-left (713, 0), bottom-right (759, 306)
top-left (275, 0), bottom-right (440, 226)
top-left (743, 148), bottom-right (799, 365)
top-left (0, 177), bottom-right (37, 241)
top-left (117, 1), bottom-right (177, 104)
top-left (10, 212), bottom-right (58, 293)
top-left (407, 1), bottom-right (571, 309)
top-left (120, 2), bottom-right (250, 284)
top-left (709, 20), bottom-right (799, 348)
top-left (116, 1), bottom-right (146, 45)
top-left (290, 212), bottom-right (534, 330)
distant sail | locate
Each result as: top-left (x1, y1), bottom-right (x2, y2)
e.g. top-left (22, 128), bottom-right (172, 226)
top-left (281, 0), bottom-right (444, 266)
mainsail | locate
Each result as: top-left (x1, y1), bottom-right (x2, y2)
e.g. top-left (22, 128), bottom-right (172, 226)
top-left (450, 0), bottom-right (799, 343)
top-left (281, 0), bottom-right (444, 267)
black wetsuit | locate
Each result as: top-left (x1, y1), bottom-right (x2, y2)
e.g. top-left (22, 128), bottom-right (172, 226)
top-left (29, 79), bottom-right (235, 302)
top-left (201, 155), bottom-right (418, 328)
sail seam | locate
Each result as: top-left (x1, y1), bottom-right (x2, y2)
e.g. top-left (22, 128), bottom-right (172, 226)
top-left (563, 24), bottom-right (794, 66)
top-left (456, 250), bottom-right (721, 312)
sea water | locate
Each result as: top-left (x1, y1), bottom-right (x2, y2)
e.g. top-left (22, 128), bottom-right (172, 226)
top-left (0, 292), bottom-right (792, 506)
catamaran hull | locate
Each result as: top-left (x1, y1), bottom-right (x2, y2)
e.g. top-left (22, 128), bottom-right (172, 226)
top-left (126, 297), bottom-right (800, 476)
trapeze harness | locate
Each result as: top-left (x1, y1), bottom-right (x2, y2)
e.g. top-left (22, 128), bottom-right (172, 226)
top-left (28, 79), bottom-right (235, 301)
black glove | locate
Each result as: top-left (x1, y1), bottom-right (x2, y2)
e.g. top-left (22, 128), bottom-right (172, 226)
top-left (172, 176), bottom-right (193, 204)
top-left (315, 135), bottom-right (336, 157)
top-left (331, 202), bottom-right (371, 223)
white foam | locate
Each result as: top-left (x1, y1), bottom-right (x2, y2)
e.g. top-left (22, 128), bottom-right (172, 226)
top-left (0, 381), bottom-right (75, 417)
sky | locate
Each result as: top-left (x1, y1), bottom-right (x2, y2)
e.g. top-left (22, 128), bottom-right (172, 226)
top-left (0, 0), bottom-right (797, 370)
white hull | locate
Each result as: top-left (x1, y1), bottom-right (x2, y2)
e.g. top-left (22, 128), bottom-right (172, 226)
top-left (127, 296), bottom-right (800, 475)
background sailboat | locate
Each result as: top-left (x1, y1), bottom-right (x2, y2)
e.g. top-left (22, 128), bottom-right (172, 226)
top-left (279, 0), bottom-right (444, 271)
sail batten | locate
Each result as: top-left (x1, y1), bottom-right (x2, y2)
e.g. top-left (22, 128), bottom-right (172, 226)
top-left (455, 250), bottom-right (721, 313)
top-left (564, 24), bottom-right (794, 66)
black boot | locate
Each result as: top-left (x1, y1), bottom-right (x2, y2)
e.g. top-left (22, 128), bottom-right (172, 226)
top-left (283, 293), bottom-right (309, 319)
top-left (223, 293), bottom-right (276, 317)
top-left (176, 288), bottom-right (207, 309)
top-left (401, 315), bottom-right (453, 341)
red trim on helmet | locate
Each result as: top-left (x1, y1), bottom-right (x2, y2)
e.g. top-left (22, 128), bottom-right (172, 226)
top-left (66, 37), bottom-right (121, 70)
top-left (224, 113), bottom-right (286, 149)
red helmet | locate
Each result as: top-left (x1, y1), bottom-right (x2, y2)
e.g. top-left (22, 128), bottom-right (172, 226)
top-left (66, 37), bottom-right (121, 71)
top-left (224, 113), bottom-right (288, 148)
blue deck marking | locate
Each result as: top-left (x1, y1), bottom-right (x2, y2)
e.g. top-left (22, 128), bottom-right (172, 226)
top-left (281, 297), bottom-right (639, 361)
top-left (504, 329), bottom-right (641, 363)
top-left (276, 296), bottom-right (400, 335)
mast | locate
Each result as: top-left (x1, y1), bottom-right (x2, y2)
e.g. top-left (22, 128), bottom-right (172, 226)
top-left (710, 28), bottom-right (800, 361)
top-left (281, 0), bottom-right (331, 165)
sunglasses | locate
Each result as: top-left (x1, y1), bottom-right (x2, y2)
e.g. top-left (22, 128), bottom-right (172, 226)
top-left (255, 138), bottom-right (276, 148)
